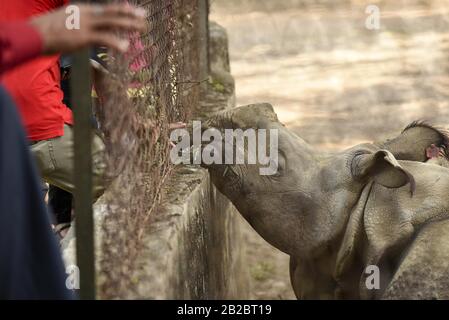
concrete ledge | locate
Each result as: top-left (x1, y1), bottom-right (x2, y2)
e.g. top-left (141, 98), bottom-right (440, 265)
top-left (127, 21), bottom-right (248, 299)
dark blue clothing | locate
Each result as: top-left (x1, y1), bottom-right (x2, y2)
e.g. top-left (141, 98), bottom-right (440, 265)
top-left (0, 85), bottom-right (72, 299)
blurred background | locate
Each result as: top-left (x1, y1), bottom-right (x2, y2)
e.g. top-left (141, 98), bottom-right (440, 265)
top-left (210, 0), bottom-right (449, 299)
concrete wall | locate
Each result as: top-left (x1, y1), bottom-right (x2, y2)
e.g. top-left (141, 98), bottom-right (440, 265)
top-left (130, 22), bottom-right (248, 299)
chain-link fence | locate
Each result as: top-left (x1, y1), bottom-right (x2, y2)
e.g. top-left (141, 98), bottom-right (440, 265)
top-left (97, 0), bottom-right (203, 298)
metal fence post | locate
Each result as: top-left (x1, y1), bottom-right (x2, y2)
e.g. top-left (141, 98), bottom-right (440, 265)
top-left (198, 0), bottom-right (210, 90)
top-left (71, 47), bottom-right (96, 299)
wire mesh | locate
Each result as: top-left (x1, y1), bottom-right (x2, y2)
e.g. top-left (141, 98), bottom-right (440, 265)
top-left (97, 0), bottom-right (201, 298)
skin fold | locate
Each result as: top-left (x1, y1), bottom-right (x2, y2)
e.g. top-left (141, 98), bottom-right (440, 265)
top-left (193, 103), bottom-right (449, 299)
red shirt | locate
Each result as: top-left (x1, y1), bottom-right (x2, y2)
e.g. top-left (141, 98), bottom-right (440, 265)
top-left (0, 0), bottom-right (72, 141)
top-left (0, 22), bottom-right (42, 75)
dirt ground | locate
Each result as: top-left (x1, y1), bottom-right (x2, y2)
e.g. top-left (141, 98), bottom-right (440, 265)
top-left (210, 0), bottom-right (449, 299)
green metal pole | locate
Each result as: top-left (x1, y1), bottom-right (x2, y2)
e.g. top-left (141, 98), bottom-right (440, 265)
top-left (71, 48), bottom-right (96, 300)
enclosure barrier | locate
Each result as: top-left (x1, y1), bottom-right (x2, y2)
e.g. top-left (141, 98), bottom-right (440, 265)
top-left (70, 0), bottom-right (208, 299)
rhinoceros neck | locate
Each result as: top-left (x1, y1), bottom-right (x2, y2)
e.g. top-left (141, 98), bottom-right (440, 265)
top-left (287, 129), bottom-right (328, 162)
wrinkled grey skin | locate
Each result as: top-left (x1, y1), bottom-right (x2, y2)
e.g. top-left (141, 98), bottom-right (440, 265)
top-left (195, 103), bottom-right (449, 299)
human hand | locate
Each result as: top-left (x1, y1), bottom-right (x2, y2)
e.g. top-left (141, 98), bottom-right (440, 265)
top-left (30, 3), bottom-right (147, 55)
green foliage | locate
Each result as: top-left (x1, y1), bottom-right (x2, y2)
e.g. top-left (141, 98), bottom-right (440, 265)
top-left (250, 262), bottom-right (275, 281)
top-left (209, 76), bottom-right (226, 93)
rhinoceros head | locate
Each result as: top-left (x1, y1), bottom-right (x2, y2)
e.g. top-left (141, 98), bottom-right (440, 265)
top-left (193, 103), bottom-right (415, 259)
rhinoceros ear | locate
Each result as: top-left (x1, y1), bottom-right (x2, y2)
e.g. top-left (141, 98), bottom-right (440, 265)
top-left (352, 149), bottom-right (416, 195)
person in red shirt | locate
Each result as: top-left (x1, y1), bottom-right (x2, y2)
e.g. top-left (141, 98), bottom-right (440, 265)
top-left (1, 0), bottom-right (73, 141)
top-left (1, 1), bottom-right (147, 236)
top-left (1, 1), bottom-right (144, 140)
top-left (0, 2), bottom-right (145, 298)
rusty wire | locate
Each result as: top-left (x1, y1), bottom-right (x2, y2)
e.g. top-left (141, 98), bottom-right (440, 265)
top-left (98, 0), bottom-right (200, 298)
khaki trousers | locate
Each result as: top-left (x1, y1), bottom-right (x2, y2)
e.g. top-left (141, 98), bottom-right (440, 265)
top-left (30, 125), bottom-right (108, 201)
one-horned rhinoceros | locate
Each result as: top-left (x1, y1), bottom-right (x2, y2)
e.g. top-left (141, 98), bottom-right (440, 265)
top-left (188, 103), bottom-right (449, 299)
